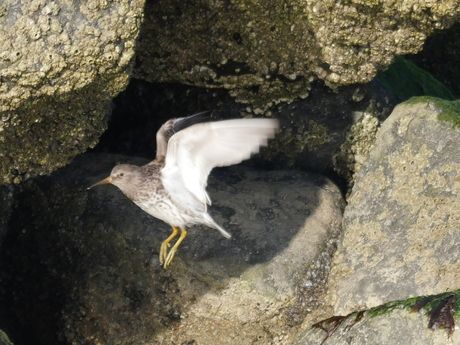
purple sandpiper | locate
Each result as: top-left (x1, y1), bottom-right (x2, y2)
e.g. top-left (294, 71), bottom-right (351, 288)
top-left (89, 113), bottom-right (279, 268)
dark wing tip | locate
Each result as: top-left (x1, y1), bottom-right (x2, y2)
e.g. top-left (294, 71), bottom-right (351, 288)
top-left (172, 110), bottom-right (213, 134)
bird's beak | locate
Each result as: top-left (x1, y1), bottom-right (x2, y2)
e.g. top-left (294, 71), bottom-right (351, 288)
top-left (87, 176), bottom-right (113, 190)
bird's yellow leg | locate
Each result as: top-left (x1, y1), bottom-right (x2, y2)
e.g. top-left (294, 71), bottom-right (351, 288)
top-left (163, 228), bottom-right (188, 268)
top-left (160, 226), bottom-right (179, 265)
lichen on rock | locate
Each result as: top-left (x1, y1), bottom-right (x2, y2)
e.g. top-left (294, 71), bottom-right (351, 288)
top-left (135, 0), bottom-right (460, 108)
top-left (327, 98), bottom-right (460, 316)
top-left (0, 0), bottom-right (145, 185)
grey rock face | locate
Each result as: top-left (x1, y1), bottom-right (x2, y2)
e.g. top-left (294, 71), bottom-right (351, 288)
top-left (0, 0), bottom-right (145, 185)
top-left (0, 153), bottom-right (344, 344)
top-left (327, 98), bottom-right (460, 315)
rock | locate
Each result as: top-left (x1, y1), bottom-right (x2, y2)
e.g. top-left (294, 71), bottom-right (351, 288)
top-left (295, 291), bottom-right (459, 345)
top-left (327, 97), bottom-right (460, 315)
top-left (0, 0), bottom-right (145, 185)
top-left (0, 152), bottom-right (345, 344)
top-left (335, 57), bottom-right (456, 194)
top-left (135, 0), bottom-right (460, 106)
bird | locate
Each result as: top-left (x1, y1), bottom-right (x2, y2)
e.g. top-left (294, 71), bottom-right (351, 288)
top-left (88, 112), bottom-right (279, 268)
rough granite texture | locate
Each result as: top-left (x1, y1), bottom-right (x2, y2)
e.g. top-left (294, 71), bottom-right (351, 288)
top-left (135, 0), bottom-right (460, 107)
top-left (327, 97), bottom-right (460, 315)
top-left (0, 0), bottom-right (145, 185)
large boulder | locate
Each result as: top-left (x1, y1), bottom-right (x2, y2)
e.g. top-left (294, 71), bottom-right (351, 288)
top-left (291, 98), bottom-right (460, 345)
top-left (135, 0), bottom-right (460, 106)
top-left (0, 0), bottom-right (145, 185)
top-left (327, 97), bottom-right (460, 315)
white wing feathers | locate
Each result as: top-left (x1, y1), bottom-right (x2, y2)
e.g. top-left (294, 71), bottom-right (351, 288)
top-left (161, 118), bottom-right (279, 212)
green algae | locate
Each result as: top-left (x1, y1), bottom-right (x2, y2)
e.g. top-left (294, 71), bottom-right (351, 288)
top-left (368, 290), bottom-right (460, 320)
top-left (433, 99), bottom-right (460, 127)
top-left (402, 96), bottom-right (460, 127)
top-left (376, 56), bottom-right (455, 103)
top-left (311, 291), bottom-right (459, 343)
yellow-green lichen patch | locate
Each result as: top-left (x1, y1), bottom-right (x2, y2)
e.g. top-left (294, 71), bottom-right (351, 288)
top-left (0, 0), bottom-right (145, 185)
top-left (229, 78), bottom-right (311, 112)
top-left (1, 0), bottom-right (145, 112)
top-left (0, 80), bottom-right (117, 185)
top-left (270, 119), bottom-right (331, 162)
top-left (341, 219), bottom-right (386, 268)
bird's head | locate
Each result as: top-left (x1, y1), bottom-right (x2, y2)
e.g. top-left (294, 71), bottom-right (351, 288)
top-left (88, 164), bottom-right (141, 191)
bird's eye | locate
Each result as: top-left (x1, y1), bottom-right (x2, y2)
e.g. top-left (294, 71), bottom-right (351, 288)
top-left (119, 173), bottom-right (124, 177)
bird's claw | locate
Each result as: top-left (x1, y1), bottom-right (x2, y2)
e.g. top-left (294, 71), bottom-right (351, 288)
top-left (159, 242), bottom-right (178, 268)
top-left (159, 243), bottom-right (170, 265)
top-left (163, 247), bottom-right (178, 268)
top-left (159, 226), bottom-right (180, 266)
top-left (159, 227), bottom-right (187, 269)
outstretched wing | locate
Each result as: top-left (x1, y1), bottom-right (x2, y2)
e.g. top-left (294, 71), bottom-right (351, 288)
top-left (154, 110), bottom-right (212, 162)
top-left (161, 118), bottom-right (279, 211)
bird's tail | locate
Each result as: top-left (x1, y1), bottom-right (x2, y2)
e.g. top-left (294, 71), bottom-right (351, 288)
top-left (202, 213), bottom-right (232, 239)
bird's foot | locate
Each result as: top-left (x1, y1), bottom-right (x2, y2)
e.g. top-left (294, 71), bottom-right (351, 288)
top-left (159, 226), bottom-right (179, 266)
top-left (160, 227), bottom-right (188, 269)
top-left (163, 247), bottom-right (178, 268)
top-left (159, 241), bottom-right (171, 265)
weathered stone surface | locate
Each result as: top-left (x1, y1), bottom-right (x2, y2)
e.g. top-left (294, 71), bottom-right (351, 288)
top-left (327, 97), bottom-right (460, 315)
top-left (0, 153), bottom-right (344, 344)
top-left (135, 0), bottom-right (460, 106)
top-left (0, 0), bottom-right (145, 185)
